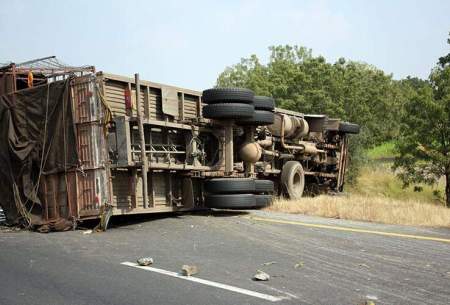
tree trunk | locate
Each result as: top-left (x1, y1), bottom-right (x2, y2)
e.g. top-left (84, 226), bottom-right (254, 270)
top-left (446, 172), bottom-right (450, 208)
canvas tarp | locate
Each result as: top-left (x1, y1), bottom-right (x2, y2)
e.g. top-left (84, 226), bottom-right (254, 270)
top-left (0, 79), bottom-right (78, 230)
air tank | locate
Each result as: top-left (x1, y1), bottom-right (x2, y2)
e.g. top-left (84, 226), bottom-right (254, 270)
top-left (268, 113), bottom-right (309, 139)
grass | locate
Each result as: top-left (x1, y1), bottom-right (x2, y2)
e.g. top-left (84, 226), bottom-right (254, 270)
top-left (267, 162), bottom-right (449, 227)
top-left (366, 141), bottom-right (397, 160)
top-left (268, 195), bottom-right (450, 227)
top-left (348, 163), bottom-right (444, 204)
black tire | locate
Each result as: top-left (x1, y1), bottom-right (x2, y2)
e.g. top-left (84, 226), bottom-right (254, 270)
top-left (203, 103), bottom-right (254, 119)
top-left (254, 194), bottom-right (273, 208)
top-left (339, 122), bottom-right (360, 134)
top-left (253, 96), bottom-right (275, 111)
top-left (205, 178), bottom-right (255, 194)
top-left (202, 88), bottom-right (254, 104)
top-left (255, 180), bottom-right (274, 193)
top-left (205, 194), bottom-right (256, 209)
top-left (281, 161), bottom-right (305, 199)
top-left (237, 110), bottom-right (274, 126)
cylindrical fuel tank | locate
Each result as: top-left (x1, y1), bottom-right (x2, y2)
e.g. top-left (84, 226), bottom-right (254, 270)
top-left (239, 142), bottom-right (262, 163)
top-left (268, 113), bottom-right (309, 139)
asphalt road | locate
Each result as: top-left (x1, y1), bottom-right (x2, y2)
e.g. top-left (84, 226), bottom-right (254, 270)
top-left (1, 210), bottom-right (450, 305)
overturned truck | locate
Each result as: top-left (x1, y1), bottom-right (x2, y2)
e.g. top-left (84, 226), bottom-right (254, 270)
top-left (0, 58), bottom-right (359, 231)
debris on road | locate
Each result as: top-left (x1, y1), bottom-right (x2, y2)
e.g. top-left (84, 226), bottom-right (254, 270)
top-left (262, 261), bottom-right (277, 266)
top-left (294, 261), bottom-right (304, 269)
top-left (358, 263), bottom-right (370, 269)
top-left (253, 270), bottom-right (270, 281)
top-left (359, 301), bottom-right (376, 305)
top-left (137, 257), bottom-right (154, 266)
top-left (82, 230), bottom-right (93, 235)
top-left (181, 265), bottom-right (198, 276)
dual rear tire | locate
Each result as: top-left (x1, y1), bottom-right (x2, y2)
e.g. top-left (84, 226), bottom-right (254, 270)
top-left (204, 178), bottom-right (274, 209)
top-left (202, 89), bottom-right (275, 126)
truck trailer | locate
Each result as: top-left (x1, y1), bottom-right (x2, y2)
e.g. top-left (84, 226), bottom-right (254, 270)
top-left (0, 57), bottom-right (359, 231)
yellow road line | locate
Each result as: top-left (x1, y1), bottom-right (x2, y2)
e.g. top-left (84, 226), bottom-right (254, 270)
top-left (244, 216), bottom-right (450, 244)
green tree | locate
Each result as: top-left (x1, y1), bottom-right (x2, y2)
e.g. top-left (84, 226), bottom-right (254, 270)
top-left (394, 35), bottom-right (450, 206)
top-left (217, 45), bottom-right (404, 147)
top-left (216, 45), bottom-right (406, 183)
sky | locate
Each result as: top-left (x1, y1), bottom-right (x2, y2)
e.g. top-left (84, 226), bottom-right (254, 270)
top-left (1, 0), bottom-right (450, 91)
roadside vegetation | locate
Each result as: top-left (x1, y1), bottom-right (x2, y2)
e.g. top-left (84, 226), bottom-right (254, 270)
top-left (269, 194), bottom-right (450, 227)
top-left (268, 148), bottom-right (448, 227)
top-left (217, 33), bottom-right (450, 207)
top-left (218, 33), bottom-right (450, 226)
top-left (366, 141), bottom-right (397, 161)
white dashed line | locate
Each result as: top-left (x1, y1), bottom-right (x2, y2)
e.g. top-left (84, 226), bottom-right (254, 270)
top-left (121, 261), bottom-right (287, 302)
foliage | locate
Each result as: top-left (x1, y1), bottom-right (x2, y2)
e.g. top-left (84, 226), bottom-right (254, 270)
top-left (394, 33), bottom-right (450, 206)
top-left (349, 163), bottom-right (444, 204)
top-left (216, 45), bottom-right (407, 183)
top-left (366, 141), bottom-right (397, 160)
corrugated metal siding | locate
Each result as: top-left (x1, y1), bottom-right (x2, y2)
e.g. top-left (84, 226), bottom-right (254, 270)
top-left (103, 80), bottom-right (127, 117)
top-left (103, 80), bottom-right (165, 121)
top-left (76, 122), bottom-right (107, 169)
top-left (184, 93), bottom-right (199, 119)
top-left (71, 76), bottom-right (104, 123)
top-left (69, 76), bottom-right (111, 219)
top-left (41, 172), bottom-right (71, 220)
top-left (101, 75), bottom-right (201, 122)
top-left (111, 170), bottom-right (133, 209)
top-left (148, 87), bottom-right (164, 120)
top-left (112, 170), bottom-right (184, 208)
top-left (69, 169), bottom-right (108, 217)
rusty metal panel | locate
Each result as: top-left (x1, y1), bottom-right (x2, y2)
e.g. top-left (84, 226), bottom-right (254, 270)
top-left (74, 168), bottom-right (109, 217)
top-left (71, 75), bottom-right (103, 123)
top-left (40, 168), bottom-right (110, 221)
top-left (76, 122), bottom-right (107, 169)
top-left (40, 173), bottom-right (73, 221)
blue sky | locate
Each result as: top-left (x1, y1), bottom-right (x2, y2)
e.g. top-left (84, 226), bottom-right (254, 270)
top-left (1, 0), bottom-right (449, 90)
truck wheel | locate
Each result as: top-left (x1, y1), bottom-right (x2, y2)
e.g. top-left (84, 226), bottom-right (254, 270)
top-left (281, 161), bottom-right (305, 199)
top-left (255, 179), bottom-right (274, 193)
top-left (339, 122), bottom-right (360, 134)
top-left (202, 88), bottom-right (254, 104)
top-left (202, 103), bottom-right (254, 119)
top-left (205, 194), bottom-right (256, 209)
top-left (205, 178), bottom-right (255, 194)
top-left (254, 194), bottom-right (273, 208)
top-left (253, 96), bottom-right (275, 111)
top-left (237, 110), bottom-right (274, 126)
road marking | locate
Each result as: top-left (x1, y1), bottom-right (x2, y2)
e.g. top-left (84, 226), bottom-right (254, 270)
top-left (245, 216), bottom-right (450, 244)
top-left (121, 262), bottom-right (287, 302)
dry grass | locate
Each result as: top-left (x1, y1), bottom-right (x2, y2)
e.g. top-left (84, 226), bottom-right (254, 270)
top-left (348, 163), bottom-right (445, 204)
top-left (267, 195), bottom-right (450, 227)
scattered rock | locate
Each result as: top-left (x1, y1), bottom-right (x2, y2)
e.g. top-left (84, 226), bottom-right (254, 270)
top-left (359, 301), bottom-right (376, 305)
top-left (294, 261), bottom-right (304, 269)
top-left (253, 270), bottom-right (270, 281)
top-left (137, 257), bottom-right (154, 266)
top-left (262, 261), bottom-right (277, 266)
top-left (181, 265), bottom-right (198, 276)
top-left (358, 263), bottom-right (370, 269)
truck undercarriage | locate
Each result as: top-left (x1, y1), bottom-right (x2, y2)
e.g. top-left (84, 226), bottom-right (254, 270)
top-left (0, 57), bottom-right (359, 231)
